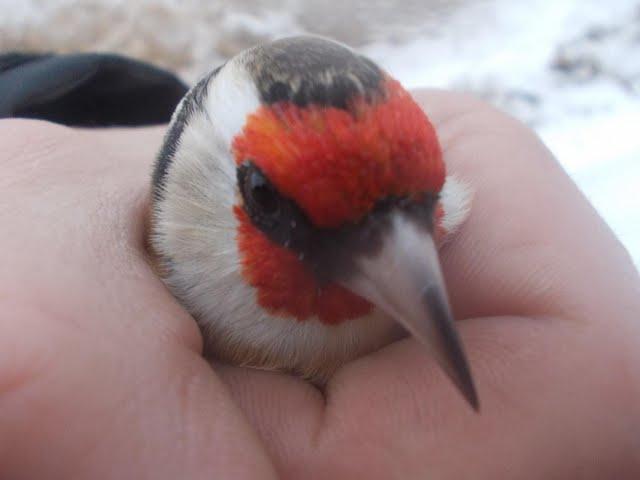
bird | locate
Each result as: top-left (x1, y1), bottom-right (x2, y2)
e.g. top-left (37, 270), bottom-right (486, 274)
top-left (149, 35), bottom-right (478, 410)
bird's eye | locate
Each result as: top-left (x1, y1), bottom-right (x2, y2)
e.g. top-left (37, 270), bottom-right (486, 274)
top-left (246, 168), bottom-right (280, 216)
top-left (238, 161), bottom-right (284, 230)
top-left (237, 161), bottom-right (313, 252)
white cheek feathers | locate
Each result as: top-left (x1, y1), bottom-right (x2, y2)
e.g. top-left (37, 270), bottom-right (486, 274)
top-left (439, 175), bottom-right (474, 243)
top-left (202, 58), bottom-right (262, 148)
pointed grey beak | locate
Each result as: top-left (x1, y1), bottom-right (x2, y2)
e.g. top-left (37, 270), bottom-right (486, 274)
top-left (339, 212), bottom-right (479, 411)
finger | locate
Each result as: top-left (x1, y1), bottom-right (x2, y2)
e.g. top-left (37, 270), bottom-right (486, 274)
top-left (215, 365), bottom-right (326, 478)
top-left (324, 314), bottom-right (640, 479)
top-left (0, 120), bottom-right (278, 478)
top-left (412, 90), bottom-right (639, 323)
top-left (0, 119), bottom-right (199, 351)
top-left (0, 302), bottom-right (278, 479)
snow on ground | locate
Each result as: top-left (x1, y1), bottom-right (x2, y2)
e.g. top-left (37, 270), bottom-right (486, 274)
top-left (1, 0), bottom-right (639, 265)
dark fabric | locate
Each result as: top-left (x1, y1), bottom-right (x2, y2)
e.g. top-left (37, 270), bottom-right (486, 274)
top-left (0, 52), bottom-right (188, 127)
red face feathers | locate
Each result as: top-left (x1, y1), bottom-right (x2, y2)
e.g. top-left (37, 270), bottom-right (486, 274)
top-left (232, 77), bottom-right (445, 324)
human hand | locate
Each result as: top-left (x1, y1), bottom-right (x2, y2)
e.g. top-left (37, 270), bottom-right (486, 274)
top-left (218, 90), bottom-right (640, 478)
top-left (0, 121), bottom-right (277, 478)
top-left (1, 91), bottom-right (639, 479)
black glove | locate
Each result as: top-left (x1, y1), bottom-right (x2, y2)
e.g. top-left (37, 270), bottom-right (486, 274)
top-left (0, 52), bottom-right (188, 127)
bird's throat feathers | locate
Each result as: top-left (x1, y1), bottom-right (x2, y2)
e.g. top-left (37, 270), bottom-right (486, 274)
top-left (232, 76), bottom-right (445, 325)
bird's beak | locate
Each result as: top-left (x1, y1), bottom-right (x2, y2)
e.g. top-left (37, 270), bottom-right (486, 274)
top-left (338, 212), bottom-right (479, 411)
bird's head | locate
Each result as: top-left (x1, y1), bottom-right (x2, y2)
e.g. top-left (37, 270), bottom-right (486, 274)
top-left (151, 36), bottom-right (477, 409)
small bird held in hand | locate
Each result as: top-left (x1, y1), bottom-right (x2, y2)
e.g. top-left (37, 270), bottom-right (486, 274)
top-left (150, 36), bottom-right (478, 409)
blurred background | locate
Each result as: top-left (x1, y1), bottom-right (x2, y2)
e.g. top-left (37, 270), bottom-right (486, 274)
top-left (1, 0), bottom-right (638, 266)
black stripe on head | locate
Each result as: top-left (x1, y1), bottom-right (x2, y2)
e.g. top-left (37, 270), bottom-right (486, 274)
top-left (248, 36), bottom-right (384, 110)
top-left (152, 64), bottom-right (224, 199)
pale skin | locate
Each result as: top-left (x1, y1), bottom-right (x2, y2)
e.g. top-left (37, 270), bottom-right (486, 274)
top-left (1, 90), bottom-right (639, 479)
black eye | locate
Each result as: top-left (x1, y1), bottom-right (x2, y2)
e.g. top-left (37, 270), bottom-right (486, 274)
top-left (245, 168), bottom-right (280, 216)
top-left (237, 161), bottom-right (285, 231)
top-left (237, 161), bottom-right (314, 252)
